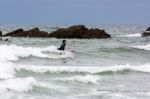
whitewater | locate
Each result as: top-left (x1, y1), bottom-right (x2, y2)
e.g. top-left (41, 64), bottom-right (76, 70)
top-left (0, 25), bottom-right (150, 99)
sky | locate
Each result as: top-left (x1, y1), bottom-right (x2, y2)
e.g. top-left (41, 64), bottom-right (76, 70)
top-left (0, 0), bottom-right (150, 25)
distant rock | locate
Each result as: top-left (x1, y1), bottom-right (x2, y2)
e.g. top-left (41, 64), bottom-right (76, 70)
top-left (146, 27), bottom-right (150, 31)
top-left (4, 29), bottom-right (24, 36)
top-left (0, 31), bottom-right (2, 37)
top-left (4, 28), bottom-right (49, 37)
top-left (3, 25), bottom-right (111, 39)
top-left (49, 25), bottom-right (111, 39)
top-left (142, 27), bottom-right (150, 37)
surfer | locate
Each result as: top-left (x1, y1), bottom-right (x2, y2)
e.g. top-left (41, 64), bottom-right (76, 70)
top-left (58, 40), bottom-right (66, 51)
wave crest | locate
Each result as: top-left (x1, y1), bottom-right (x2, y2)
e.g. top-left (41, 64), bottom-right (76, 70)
top-left (0, 77), bottom-right (36, 94)
top-left (132, 44), bottom-right (150, 51)
top-left (0, 44), bottom-right (74, 62)
top-left (54, 74), bottom-right (100, 84)
top-left (16, 64), bottom-right (150, 74)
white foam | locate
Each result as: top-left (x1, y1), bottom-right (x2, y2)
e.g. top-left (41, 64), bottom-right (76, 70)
top-left (0, 44), bottom-right (74, 79)
top-left (0, 62), bottom-right (16, 79)
top-left (37, 82), bottom-right (68, 92)
top-left (54, 74), bottom-right (100, 84)
top-left (0, 77), bottom-right (36, 94)
top-left (135, 91), bottom-right (150, 96)
top-left (16, 64), bottom-right (150, 74)
top-left (0, 77), bottom-right (68, 94)
top-left (132, 44), bottom-right (150, 51)
top-left (109, 93), bottom-right (137, 99)
top-left (0, 44), bottom-right (74, 62)
top-left (122, 33), bottom-right (141, 37)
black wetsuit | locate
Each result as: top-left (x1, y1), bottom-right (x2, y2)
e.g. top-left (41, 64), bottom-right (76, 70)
top-left (58, 42), bottom-right (66, 51)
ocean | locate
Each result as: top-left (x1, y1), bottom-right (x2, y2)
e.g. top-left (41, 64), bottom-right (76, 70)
top-left (0, 25), bottom-right (150, 99)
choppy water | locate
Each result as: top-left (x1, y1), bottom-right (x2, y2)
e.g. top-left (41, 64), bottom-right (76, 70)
top-left (0, 25), bottom-right (150, 99)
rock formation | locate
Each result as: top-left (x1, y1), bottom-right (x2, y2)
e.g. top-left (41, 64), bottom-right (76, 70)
top-left (0, 31), bottom-right (2, 37)
top-left (4, 28), bottom-right (49, 37)
top-left (4, 25), bottom-right (111, 39)
top-left (49, 25), bottom-right (111, 39)
top-left (142, 27), bottom-right (150, 37)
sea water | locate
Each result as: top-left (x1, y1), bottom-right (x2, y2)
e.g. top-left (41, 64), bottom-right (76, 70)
top-left (0, 25), bottom-right (150, 99)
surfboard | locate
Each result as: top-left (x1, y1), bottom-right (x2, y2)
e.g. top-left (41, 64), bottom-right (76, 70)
top-left (42, 48), bottom-right (74, 55)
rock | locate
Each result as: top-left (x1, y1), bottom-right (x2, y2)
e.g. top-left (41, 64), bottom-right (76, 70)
top-left (142, 31), bottom-right (150, 36)
top-left (4, 28), bottom-right (49, 37)
top-left (3, 25), bottom-right (111, 38)
top-left (4, 28), bottom-right (24, 36)
top-left (142, 27), bottom-right (150, 37)
top-left (49, 25), bottom-right (111, 39)
top-left (146, 27), bottom-right (150, 31)
top-left (0, 31), bottom-right (2, 37)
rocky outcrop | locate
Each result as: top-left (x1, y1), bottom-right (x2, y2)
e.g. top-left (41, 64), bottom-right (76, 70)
top-left (0, 31), bottom-right (2, 37)
top-left (3, 25), bottom-right (111, 39)
top-left (49, 25), bottom-right (111, 39)
top-left (4, 28), bottom-right (49, 37)
top-left (142, 27), bottom-right (150, 37)
top-left (4, 29), bottom-right (24, 36)
top-left (146, 27), bottom-right (150, 31)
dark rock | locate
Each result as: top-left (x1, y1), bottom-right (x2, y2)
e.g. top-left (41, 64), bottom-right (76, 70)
top-left (142, 31), bottom-right (150, 36)
top-left (146, 27), bottom-right (150, 31)
top-left (4, 29), bottom-right (24, 36)
top-left (49, 25), bottom-right (111, 39)
top-left (4, 28), bottom-right (49, 37)
top-left (3, 25), bottom-right (111, 38)
top-left (142, 27), bottom-right (150, 37)
top-left (0, 31), bottom-right (2, 37)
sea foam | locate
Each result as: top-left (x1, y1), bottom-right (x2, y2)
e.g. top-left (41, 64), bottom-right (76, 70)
top-left (0, 62), bottom-right (16, 79)
top-left (0, 76), bottom-right (68, 94)
top-left (132, 44), bottom-right (150, 51)
top-left (54, 74), bottom-right (100, 84)
top-left (16, 64), bottom-right (150, 74)
top-left (0, 44), bottom-right (73, 79)
top-left (0, 44), bottom-right (74, 62)
top-left (0, 77), bottom-right (36, 94)
top-left (122, 33), bottom-right (141, 37)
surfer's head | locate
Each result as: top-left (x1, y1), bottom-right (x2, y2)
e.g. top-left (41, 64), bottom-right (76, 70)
top-left (62, 40), bottom-right (66, 43)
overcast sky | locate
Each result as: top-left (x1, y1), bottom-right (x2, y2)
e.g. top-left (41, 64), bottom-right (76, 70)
top-left (0, 0), bottom-right (149, 25)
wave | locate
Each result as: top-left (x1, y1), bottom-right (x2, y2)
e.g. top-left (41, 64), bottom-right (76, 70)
top-left (120, 33), bottom-right (141, 37)
top-left (16, 64), bottom-right (150, 74)
top-left (0, 62), bottom-right (16, 79)
top-left (0, 45), bottom-right (73, 79)
top-left (0, 44), bottom-right (74, 62)
top-left (132, 44), bottom-right (150, 51)
top-left (0, 77), bottom-right (36, 94)
top-left (0, 77), bottom-right (67, 94)
top-left (54, 74), bottom-right (100, 84)
top-left (0, 44), bottom-right (73, 79)
top-left (1, 62), bottom-right (150, 80)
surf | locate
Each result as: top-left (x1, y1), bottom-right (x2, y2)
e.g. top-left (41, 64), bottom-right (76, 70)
top-left (16, 64), bottom-right (150, 74)
top-left (0, 44), bottom-right (74, 62)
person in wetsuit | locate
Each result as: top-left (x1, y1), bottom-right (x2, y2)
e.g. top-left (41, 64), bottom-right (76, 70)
top-left (58, 40), bottom-right (66, 51)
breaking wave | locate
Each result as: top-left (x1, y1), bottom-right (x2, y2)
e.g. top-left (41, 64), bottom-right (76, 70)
top-left (0, 44), bottom-right (74, 62)
top-left (54, 74), bottom-right (100, 84)
top-left (0, 44), bottom-right (74, 80)
top-left (121, 33), bottom-right (141, 37)
top-left (0, 77), bottom-right (36, 94)
top-left (1, 61), bottom-right (150, 80)
top-left (16, 64), bottom-right (150, 74)
top-left (132, 44), bottom-right (150, 51)
top-left (0, 62), bottom-right (16, 79)
top-left (0, 77), bottom-right (67, 94)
